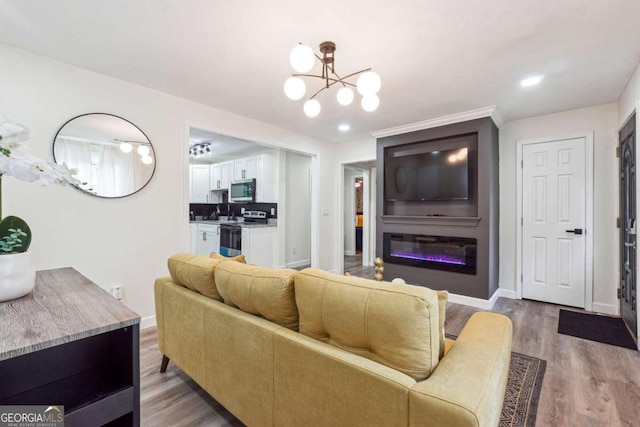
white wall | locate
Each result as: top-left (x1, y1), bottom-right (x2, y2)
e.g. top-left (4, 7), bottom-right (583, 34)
top-left (0, 44), bottom-right (338, 324)
top-left (284, 151), bottom-right (311, 267)
top-left (499, 103), bottom-right (619, 313)
top-left (618, 62), bottom-right (640, 125)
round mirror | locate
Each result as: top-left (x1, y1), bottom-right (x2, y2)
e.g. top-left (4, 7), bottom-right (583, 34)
top-left (53, 113), bottom-right (156, 198)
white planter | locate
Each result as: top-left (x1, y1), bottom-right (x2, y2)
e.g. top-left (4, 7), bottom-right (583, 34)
top-left (0, 251), bottom-right (36, 302)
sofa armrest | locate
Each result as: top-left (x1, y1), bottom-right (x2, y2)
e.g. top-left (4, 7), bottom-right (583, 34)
top-left (154, 276), bottom-right (173, 354)
top-left (409, 312), bottom-right (512, 427)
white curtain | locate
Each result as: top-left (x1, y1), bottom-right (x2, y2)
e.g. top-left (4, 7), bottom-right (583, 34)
top-left (53, 138), bottom-right (93, 188)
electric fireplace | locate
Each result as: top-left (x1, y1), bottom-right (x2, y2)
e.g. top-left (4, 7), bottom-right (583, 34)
top-left (383, 233), bottom-right (477, 275)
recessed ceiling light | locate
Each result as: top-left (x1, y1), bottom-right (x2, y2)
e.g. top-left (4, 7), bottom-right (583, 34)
top-left (338, 124), bottom-right (350, 132)
top-left (520, 75), bottom-right (544, 87)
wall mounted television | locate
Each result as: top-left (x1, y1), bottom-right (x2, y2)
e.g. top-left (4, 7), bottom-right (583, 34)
top-left (385, 147), bottom-right (469, 201)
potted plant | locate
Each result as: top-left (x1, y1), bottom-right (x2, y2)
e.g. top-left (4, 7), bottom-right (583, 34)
top-left (0, 115), bottom-right (83, 302)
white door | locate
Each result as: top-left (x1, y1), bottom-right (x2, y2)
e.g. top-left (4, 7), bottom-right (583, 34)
top-left (522, 138), bottom-right (586, 307)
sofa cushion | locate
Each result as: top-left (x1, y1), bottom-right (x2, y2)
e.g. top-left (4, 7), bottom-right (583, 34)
top-left (295, 268), bottom-right (441, 381)
top-left (214, 261), bottom-right (299, 330)
top-left (210, 252), bottom-right (246, 263)
top-left (167, 253), bottom-right (223, 301)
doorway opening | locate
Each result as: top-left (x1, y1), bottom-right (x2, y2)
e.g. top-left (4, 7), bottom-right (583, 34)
top-left (339, 160), bottom-right (376, 279)
top-left (184, 126), bottom-right (316, 269)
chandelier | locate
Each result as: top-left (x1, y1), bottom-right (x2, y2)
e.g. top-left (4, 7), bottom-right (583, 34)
top-left (189, 142), bottom-right (212, 158)
top-left (284, 41), bottom-right (381, 117)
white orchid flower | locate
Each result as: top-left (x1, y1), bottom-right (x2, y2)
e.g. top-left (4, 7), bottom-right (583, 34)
top-left (0, 115), bottom-right (82, 188)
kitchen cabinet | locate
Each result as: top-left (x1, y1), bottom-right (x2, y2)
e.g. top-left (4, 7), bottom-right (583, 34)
top-left (231, 153), bottom-right (278, 202)
top-left (241, 226), bottom-right (277, 267)
top-left (196, 224), bottom-right (220, 256)
top-left (190, 223), bottom-right (198, 253)
top-left (190, 164), bottom-right (212, 203)
top-left (233, 156), bottom-right (257, 181)
top-left (210, 161), bottom-right (230, 191)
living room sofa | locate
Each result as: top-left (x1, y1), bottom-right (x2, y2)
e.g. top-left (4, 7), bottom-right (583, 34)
top-left (154, 253), bottom-right (513, 427)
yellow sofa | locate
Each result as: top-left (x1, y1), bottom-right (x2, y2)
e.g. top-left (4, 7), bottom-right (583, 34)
top-left (154, 253), bottom-right (512, 427)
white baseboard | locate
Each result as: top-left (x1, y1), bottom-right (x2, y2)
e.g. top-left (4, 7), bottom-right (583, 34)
top-left (328, 268), bottom-right (340, 274)
top-left (141, 315), bottom-right (157, 329)
top-left (344, 250), bottom-right (356, 256)
top-left (591, 302), bottom-right (619, 316)
top-left (285, 259), bottom-right (311, 269)
top-left (448, 288), bottom-right (516, 310)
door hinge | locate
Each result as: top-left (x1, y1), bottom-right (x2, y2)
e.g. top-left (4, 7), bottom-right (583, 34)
top-left (616, 146), bottom-right (620, 158)
top-left (521, 160), bottom-right (523, 169)
top-left (617, 288), bottom-right (622, 299)
top-left (521, 217), bottom-right (523, 225)
top-left (520, 274), bottom-right (523, 283)
top-left (617, 217), bottom-right (621, 228)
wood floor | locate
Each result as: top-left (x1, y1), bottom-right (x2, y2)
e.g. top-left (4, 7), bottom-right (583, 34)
top-left (140, 256), bottom-right (640, 427)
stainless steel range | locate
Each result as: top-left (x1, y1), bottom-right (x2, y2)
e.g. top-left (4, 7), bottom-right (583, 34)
top-left (243, 210), bottom-right (268, 224)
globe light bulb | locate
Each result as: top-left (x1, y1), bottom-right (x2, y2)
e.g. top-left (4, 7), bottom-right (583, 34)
top-left (284, 77), bottom-right (306, 100)
top-left (290, 44), bottom-right (315, 73)
top-left (119, 142), bottom-right (133, 153)
top-left (141, 155), bottom-right (153, 165)
top-left (137, 145), bottom-right (150, 156)
top-left (356, 71), bottom-right (381, 96)
top-left (303, 99), bottom-right (321, 117)
top-left (361, 95), bottom-right (380, 112)
top-left (336, 87), bottom-right (354, 106)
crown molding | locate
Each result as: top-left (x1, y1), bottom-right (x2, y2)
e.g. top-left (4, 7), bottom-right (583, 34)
top-left (371, 105), bottom-right (504, 139)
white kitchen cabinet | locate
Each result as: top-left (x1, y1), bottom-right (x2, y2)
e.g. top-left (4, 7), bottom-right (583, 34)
top-left (241, 226), bottom-right (276, 267)
top-left (196, 224), bottom-right (220, 256)
top-left (190, 223), bottom-right (198, 253)
top-left (233, 156), bottom-right (257, 181)
top-left (190, 164), bottom-right (212, 203)
top-left (255, 153), bottom-right (278, 203)
top-left (210, 161), bottom-right (230, 191)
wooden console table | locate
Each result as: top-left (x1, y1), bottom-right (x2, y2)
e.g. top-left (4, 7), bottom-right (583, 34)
top-left (0, 267), bottom-right (140, 426)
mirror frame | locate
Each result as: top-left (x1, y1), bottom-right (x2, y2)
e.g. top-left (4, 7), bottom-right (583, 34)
top-left (52, 113), bottom-right (156, 199)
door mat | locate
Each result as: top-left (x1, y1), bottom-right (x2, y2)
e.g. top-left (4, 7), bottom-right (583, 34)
top-left (557, 309), bottom-right (638, 350)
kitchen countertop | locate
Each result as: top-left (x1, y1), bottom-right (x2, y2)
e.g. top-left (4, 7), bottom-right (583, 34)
top-left (190, 220), bottom-right (276, 228)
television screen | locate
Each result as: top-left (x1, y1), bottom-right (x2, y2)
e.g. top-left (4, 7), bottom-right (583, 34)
top-left (385, 147), bottom-right (469, 201)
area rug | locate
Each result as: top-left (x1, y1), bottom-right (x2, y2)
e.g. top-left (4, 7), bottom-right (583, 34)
top-left (499, 351), bottom-right (546, 427)
top-left (558, 309), bottom-right (638, 350)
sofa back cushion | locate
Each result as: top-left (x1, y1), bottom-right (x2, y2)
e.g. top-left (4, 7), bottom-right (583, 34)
top-left (215, 261), bottom-right (299, 330)
top-left (295, 268), bottom-right (441, 381)
top-left (167, 253), bottom-right (223, 301)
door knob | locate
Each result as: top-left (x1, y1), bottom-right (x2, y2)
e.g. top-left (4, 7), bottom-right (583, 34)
top-left (624, 241), bottom-right (636, 249)
top-left (565, 228), bottom-right (583, 235)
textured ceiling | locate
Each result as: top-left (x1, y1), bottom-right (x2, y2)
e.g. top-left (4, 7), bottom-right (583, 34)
top-left (1, 0), bottom-right (639, 143)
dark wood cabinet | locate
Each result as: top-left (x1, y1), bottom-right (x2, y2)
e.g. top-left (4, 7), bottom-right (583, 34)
top-left (0, 268), bottom-right (140, 426)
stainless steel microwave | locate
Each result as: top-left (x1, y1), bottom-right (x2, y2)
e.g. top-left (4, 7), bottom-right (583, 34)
top-left (230, 179), bottom-right (256, 202)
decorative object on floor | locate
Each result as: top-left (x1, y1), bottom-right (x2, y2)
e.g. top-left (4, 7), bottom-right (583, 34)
top-left (500, 351), bottom-right (546, 427)
top-left (284, 41), bottom-right (381, 117)
top-left (0, 115), bottom-right (83, 302)
top-left (558, 309), bottom-right (638, 350)
top-left (374, 256), bottom-right (384, 281)
top-left (53, 113), bottom-right (156, 198)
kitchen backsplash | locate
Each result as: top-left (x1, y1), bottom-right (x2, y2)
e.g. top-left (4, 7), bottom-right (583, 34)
top-left (190, 202), bottom-right (277, 219)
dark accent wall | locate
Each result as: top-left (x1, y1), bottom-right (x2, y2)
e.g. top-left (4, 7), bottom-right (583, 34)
top-left (376, 117), bottom-right (499, 300)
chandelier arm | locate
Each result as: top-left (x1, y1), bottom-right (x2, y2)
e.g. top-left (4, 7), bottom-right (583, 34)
top-left (309, 86), bottom-right (329, 100)
top-left (292, 74), bottom-right (354, 86)
top-left (336, 67), bottom-right (372, 81)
